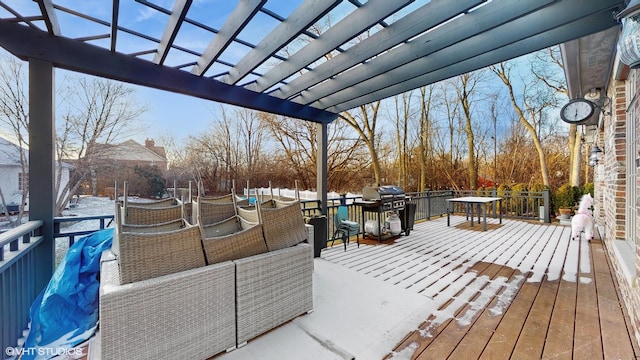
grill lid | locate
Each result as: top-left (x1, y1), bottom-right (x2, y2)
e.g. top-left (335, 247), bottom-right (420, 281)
top-left (362, 185), bottom-right (404, 200)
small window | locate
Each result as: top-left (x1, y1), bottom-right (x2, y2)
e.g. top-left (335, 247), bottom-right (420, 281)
top-left (18, 172), bottom-right (29, 191)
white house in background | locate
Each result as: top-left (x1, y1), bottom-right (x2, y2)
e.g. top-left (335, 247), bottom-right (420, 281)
top-left (0, 135), bottom-right (72, 213)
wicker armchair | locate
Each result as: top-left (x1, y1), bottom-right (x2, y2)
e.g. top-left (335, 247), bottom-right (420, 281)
top-left (114, 224), bottom-right (206, 284)
top-left (235, 242), bottom-right (313, 346)
top-left (101, 201), bottom-right (237, 359)
top-left (257, 200), bottom-right (308, 251)
top-left (99, 255), bottom-right (236, 360)
top-left (231, 199), bottom-right (313, 345)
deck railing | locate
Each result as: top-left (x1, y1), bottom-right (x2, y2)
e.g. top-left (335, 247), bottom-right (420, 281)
top-left (53, 215), bottom-right (114, 246)
top-left (450, 189), bottom-right (550, 222)
top-left (301, 189), bottom-right (550, 242)
top-left (0, 220), bottom-right (44, 359)
top-left (0, 190), bottom-right (549, 356)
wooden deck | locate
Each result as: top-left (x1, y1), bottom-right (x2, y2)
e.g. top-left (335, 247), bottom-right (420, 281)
top-left (322, 216), bottom-right (640, 359)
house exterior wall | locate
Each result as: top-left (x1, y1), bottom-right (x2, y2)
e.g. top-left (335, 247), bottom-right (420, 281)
top-left (0, 164), bottom-right (22, 207)
top-left (598, 72), bottom-right (640, 347)
top-left (0, 164), bottom-right (71, 212)
top-left (93, 159), bottom-right (166, 196)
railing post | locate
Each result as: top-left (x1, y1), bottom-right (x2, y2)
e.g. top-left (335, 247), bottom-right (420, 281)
top-left (543, 189), bottom-right (551, 223)
top-left (53, 221), bottom-right (60, 239)
top-left (426, 191), bottom-right (431, 220)
top-left (491, 189), bottom-right (497, 217)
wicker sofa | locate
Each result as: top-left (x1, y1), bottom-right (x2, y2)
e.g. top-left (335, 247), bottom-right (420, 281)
top-left (98, 198), bottom-right (313, 359)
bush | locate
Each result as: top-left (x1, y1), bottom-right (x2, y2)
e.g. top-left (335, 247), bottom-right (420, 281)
top-left (583, 182), bottom-right (594, 197)
top-left (571, 186), bottom-right (582, 205)
top-left (475, 186), bottom-right (496, 196)
top-left (133, 165), bottom-right (166, 198)
top-left (511, 183), bottom-right (528, 194)
top-left (529, 183), bottom-right (549, 193)
top-left (554, 184), bottom-right (575, 211)
top-left (509, 183), bottom-right (528, 215)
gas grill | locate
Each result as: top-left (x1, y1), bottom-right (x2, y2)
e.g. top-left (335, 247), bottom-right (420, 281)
top-left (361, 185), bottom-right (406, 211)
top-left (356, 185), bottom-right (406, 242)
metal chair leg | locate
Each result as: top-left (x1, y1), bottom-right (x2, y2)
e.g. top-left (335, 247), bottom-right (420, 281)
top-left (330, 230), bottom-right (338, 248)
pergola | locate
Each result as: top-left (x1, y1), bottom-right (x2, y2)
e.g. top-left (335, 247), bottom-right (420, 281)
top-left (0, 0), bottom-right (625, 283)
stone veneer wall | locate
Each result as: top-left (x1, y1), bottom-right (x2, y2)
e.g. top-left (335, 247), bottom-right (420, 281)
top-left (600, 77), bottom-right (640, 347)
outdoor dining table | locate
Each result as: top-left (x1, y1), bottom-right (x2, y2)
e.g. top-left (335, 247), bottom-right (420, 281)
top-left (446, 197), bottom-right (503, 231)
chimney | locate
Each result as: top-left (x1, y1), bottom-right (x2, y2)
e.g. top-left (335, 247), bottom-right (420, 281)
top-left (145, 138), bottom-right (155, 148)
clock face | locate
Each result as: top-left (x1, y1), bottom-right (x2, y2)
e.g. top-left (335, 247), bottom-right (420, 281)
top-left (560, 99), bottom-right (595, 124)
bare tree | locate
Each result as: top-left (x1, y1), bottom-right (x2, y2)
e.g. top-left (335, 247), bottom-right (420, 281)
top-left (340, 101), bottom-right (384, 185)
top-left (432, 80), bottom-right (466, 190)
top-left (235, 108), bottom-right (265, 186)
top-left (56, 76), bottom-right (146, 214)
top-left (260, 112), bottom-right (369, 191)
top-left (492, 61), bottom-right (555, 187)
top-left (417, 85), bottom-right (439, 191)
top-left (391, 91), bottom-right (418, 190)
top-left (184, 107), bottom-right (268, 193)
top-left (454, 72), bottom-right (487, 190)
top-left (0, 58), bottom-right (31, 225)
top-left (530, 47), bottom-right (578, 186)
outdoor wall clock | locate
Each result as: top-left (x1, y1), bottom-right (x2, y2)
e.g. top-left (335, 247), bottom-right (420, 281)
top-left (560, 98), bottom-right (595, 124)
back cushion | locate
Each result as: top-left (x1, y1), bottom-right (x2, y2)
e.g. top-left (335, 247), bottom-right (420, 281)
top-left (117, 225), bottom-right (206, 284)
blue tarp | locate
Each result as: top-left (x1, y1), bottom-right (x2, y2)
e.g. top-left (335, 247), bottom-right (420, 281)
top-left (22, 228), bottom-right (113, 360)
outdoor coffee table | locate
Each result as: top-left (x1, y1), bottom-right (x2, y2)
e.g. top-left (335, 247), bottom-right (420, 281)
top-left (446, 197), bottom-right (502, 231)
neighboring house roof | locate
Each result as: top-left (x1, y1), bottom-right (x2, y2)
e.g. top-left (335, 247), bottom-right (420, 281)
top-left (94, 139), bottom-right (167, 163)
top-left (0, 135), bottom-right (26, 166)
top-left (0, 134), bottom-right (74, 168)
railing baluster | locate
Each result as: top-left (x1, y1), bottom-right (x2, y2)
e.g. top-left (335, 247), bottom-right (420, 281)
top-left (1, 220), bottom-right (45, 358)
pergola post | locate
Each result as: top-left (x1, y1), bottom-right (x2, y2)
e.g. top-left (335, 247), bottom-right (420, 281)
top-left (28, 57), bottom-right (56, 290)
top-left (316, 122), bottom-right (328, 216)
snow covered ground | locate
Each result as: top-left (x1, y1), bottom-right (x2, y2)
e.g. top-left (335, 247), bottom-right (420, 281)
top-left (215, 215), bottom-right (583, 360)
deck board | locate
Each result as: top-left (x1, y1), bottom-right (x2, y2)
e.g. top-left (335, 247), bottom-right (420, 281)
top-left (511, 278), bottom-right (558, 359)
top-left (574, 239), bottom-right (604, 359)
top-left (322, 216), bottom-right (638, 359)
top-left (592, 240), bottom-right (637, 359)
top-left (542, 278), bottom-right (576, 359)
top-left (447, 265), bottom-right (522, 359)
top-left (414, 263), bottom-right (505, 359)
